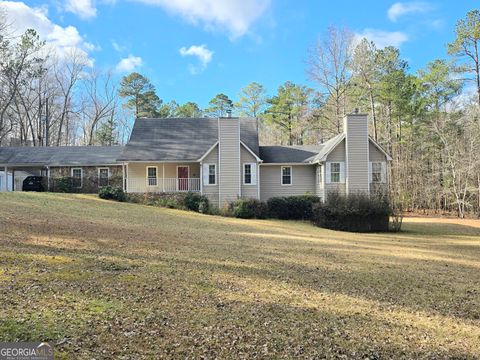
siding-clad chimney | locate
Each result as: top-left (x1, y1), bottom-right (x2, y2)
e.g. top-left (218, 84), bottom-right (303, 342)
top-left (343, 112), bottom-right (369, 194)
top-left (218, 117), bottom-right (240, 206)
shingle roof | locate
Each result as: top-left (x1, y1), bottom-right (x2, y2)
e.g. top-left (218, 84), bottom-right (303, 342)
top-left (118, 117), bottom-right (259, 162)
top-left (259, 145), bottom-right (324, 163)
top-left (0, 146), bottom-right (124, 166)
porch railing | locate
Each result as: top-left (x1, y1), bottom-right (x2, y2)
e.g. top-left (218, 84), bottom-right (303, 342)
top-left (127, 177), bottom-right (200, 193)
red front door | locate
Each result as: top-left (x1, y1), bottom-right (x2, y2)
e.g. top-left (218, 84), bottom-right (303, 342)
top-left (177, 166), bottom-right (189, 191)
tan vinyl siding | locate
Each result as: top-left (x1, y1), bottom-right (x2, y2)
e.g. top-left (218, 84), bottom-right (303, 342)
top-left (127, 162), bottom-right (199, 193)
top-left (218, 119), bottom-right (240, 206)
top-left (369, 140), bottom-right (388, 195)
top-left (202, 145), bottom-right (219, 206)
top-left (369, 141), bottom-right (386, 161)
top-left (240, 144), bottom-right (258, 199)
top-left (325, 139), bottom-right (346, 196)
top-left (259, 165), bottom-right (316, 201)
top-left (345, 114), bottom-right (369, 194)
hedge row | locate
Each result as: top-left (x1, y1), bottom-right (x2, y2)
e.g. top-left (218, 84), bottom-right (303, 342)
top-left (99, 187), bottom-right (210, 214)
top-left (312, 192), bottom-right (391, 232)
top-left (99, 187), bottom-right (395, 232)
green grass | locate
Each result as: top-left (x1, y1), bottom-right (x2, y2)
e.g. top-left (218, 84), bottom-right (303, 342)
top-left (0, 192), bottom-right (479, 359)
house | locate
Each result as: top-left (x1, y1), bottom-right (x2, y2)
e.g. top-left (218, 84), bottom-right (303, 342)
top-left (0, 112), bottom-right (391, 206)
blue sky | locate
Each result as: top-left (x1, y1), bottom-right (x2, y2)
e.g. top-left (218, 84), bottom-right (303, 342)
top-left (1, 0), bottom-right (475, 107)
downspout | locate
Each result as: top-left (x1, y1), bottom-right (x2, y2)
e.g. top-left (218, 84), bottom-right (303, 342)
top-left (47, 166), bottom-right (50, 192)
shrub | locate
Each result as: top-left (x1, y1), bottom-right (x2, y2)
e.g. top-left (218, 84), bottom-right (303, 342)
top-left (124, 192), bottom-right (209, 213)
top-left (184, 192), bottom-right (209, 212)
top-left (198, 198), bottom-right (210, 214)
top-left (54, 177), bottom-right (72, 193)
top-left (312, 192), bottom-right (391, 232)
top-left (98, 186), bottom-right (126, 202)
top-left (267, 195), bottom-right (321, 220)
top-left (230, 198), bottom-right (268, 219)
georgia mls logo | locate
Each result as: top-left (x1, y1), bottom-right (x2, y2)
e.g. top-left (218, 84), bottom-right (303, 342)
top-left (0, 342), bottom-right (54, 360)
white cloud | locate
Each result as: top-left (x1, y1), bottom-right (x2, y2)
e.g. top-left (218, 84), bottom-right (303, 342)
top-left (355, 29), bottom-right (409, 48)
top-left (64, 0), bottom-right (97, 19)
top-left (130, 0), bottom-right (270, 38)
top-left (1, 1), bottom-right (94, 61)
top-left (179, 44), bottom-right (213, 74)
top-left (388, 2), bottom-right (432, 22)
top-left (115, 55), bottom-right (143, 72)
top-left (112, 40), bottom-right (127, 52)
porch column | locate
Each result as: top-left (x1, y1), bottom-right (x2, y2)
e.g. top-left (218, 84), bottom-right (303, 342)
top-left (47, 166), bottom-right (51, 192)
top-left (122, 164), bottom-right (125, 192)
top-left (162, 163), bottom-right (165, 193)
top-left (4, 166), bottom-right (8, 192)
top-left (11, 169), bottom-right (15, 191)
top-left (200, 162), bottom-right (203, 195)
top-left (126, 163), bottom-right (129, 193)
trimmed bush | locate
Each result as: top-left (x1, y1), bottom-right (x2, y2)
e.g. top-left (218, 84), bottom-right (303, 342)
top-left (267, 195), bottom-right (321, 220)
top-left (98, 186), bottom-right (126, 202)
top-left (230, 198), bottom-right (268, 219)
top-left (123, 192), bottom-right (209, 213)
top-left (312, 192), bottom-right (391, 232)
top-left (184, 192), bottom-right (209, 212)
top-left (54, 177), bottom-right (72, 193)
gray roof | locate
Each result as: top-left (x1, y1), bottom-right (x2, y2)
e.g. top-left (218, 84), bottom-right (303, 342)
top-left (118, 117), bottom-right (259, 162)
top-left (259, 134), bottom-right (346, 164)
top-left (259, 145), bottom-right (324, 163)
top-left (0, 146), bottom-right (124, 166)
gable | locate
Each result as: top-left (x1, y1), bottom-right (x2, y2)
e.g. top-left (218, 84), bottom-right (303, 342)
top-left (118, 117), bottom-right (259, 162)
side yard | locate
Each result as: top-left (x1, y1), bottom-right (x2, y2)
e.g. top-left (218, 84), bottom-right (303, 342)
top-left (0, 193), bottom-right (479, 359)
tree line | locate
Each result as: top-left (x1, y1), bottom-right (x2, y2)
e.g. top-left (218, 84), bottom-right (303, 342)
top-left (1, 9), bottom-right (479, 217)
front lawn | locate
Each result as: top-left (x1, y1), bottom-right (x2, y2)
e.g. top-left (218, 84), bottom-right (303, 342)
top-left (0, 193), bottom-right (479, 359)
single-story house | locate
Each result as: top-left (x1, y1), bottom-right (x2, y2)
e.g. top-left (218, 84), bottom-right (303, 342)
top-left (0, 113), bottom-right (391, 206)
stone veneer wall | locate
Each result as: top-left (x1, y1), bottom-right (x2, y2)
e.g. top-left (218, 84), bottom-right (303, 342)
top-left (49, 165), bottom-right (123, 193)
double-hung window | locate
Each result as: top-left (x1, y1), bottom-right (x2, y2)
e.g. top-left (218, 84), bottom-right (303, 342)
top-left (243, 163), bottom-right (256, 185)
top-left (202, 164), bottom-right (216, 186)
top-left (147, 166), bottom-right (157, 186)
top-left (371, 162), bottom-right (382, 183)
top-left (208, 164), bottom-right (216, 185)
top-left (330, 162), bottom-right (341, 183)
top-left (281, 166), bottom-right (292, 185)
top-left (98, 168), bottom-right (109, 187)
top-left (71, 168), bottom-right (83, 188)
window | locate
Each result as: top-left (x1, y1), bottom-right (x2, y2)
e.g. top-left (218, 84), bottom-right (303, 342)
top-left (330, 162), bottom-right (340, 183)
top-left (317, 165), bottom-right (323, 184)
top-left (208, 164), bottom-right (216, 185)
top-left (372, 162), bottom-right (383, 183)
top-left (281, 166), bottom-right (292, 185)
top-left (71, 168), bottom-right (82, 188)
top-left (147, 167), bottom-right (157, 186)
top-left (98, 168), bottom-right (109, 187)
top-left (244, 164), bottom-right (252, 184)
top-left (243, 163), bottom-right (256, 185)
top-left (202, 164), bottom-right (216, 186)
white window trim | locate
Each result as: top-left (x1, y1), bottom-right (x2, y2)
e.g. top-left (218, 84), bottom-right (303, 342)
top-left (330, 162), bottom-right (341, 183)
top-left (146, 166), bottom-right (158, 187)
top-left (71, 167), bottom-right (83, 188)
top-left (98, 167), bottom-right (110, 187)
top-left (205, 163), bottom-right (217, 186)
top-left (98, 167), bottom-right (110, 178)
top-left (243, 163), bottom-right (256, 185)
top-left (281, 166), bottom-right (292, 186)
top-left (371, 161), bottom-right (382, 183)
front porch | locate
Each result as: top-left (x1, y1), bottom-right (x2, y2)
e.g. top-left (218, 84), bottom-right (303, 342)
top-left (125, 162), bottom-right (201, 193)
